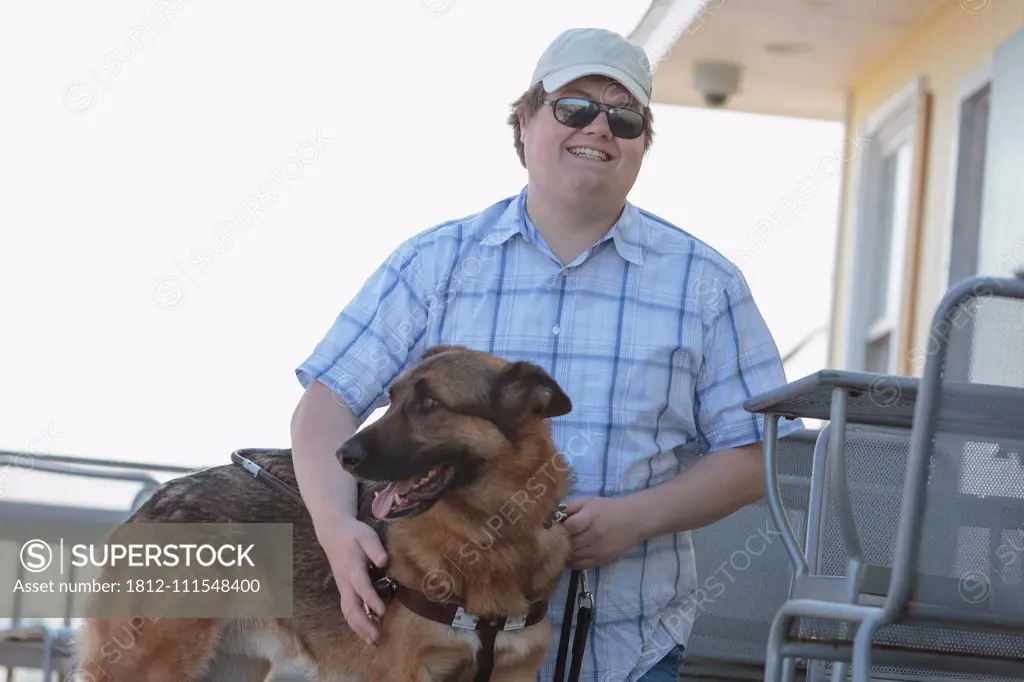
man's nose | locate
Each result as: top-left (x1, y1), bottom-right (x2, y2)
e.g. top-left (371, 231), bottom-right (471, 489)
top-left (339, 439), bottom-right (365, 468)
top-left (582, 110), bottom-right (613, 136)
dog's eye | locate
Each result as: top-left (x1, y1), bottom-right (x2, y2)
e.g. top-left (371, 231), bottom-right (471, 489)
top-left (411, 379), bottom-right (438, 414)
top-left (411, 396), bottom-right (437, 417)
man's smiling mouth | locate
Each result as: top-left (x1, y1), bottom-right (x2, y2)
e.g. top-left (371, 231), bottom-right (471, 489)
top-left (567, 146), bottom-right (610, 162)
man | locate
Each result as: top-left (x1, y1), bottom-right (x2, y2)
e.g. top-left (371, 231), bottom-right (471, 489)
top-left (291, 27), bottom-right (802, 682)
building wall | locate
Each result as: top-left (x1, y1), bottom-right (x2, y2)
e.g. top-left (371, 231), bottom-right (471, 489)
top-left (828, 0), bottom-right (1024, 371)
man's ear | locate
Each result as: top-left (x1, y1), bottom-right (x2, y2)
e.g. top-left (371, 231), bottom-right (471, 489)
top-left (420, 344), bottom-right (468, 362)
top-left (492, 361), bottom-right (572, 421)
top-left (518, 110), bottom-right (534, 144)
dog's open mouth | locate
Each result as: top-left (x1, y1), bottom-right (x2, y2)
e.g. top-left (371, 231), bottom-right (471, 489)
top-left (370, 465), bottom-right (456, 519)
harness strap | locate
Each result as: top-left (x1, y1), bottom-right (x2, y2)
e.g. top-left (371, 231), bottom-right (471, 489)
top-left (395, 587), bottom-right (548, 682)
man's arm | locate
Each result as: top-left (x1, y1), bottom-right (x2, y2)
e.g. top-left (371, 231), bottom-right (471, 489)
top-left (564, 267), bottom-right (800, 569)
top-left (630, 266), bottom-right (798, 541)
top-left (290, 380), bottom-right (362, 549)
top-left (563, 442), bottom-right (767, 569)
top-left (290, 238), bottom-right (433, 645)
top-left (624, 442), bottom-right (763, 542)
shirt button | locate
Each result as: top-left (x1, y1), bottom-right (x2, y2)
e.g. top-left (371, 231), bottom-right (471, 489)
top-left (552, 325), bottom-right (561, 335)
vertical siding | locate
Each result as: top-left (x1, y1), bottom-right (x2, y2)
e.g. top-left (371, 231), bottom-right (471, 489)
top-left (829, 0), bottom-right (1024, 370)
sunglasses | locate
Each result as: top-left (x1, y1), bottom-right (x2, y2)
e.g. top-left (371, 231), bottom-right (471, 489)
top-left (543, 96), bottom-right (647, 140)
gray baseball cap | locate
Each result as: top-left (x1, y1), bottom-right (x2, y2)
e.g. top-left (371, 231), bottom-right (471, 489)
top-left (530, 27), bottom-right (653, 107)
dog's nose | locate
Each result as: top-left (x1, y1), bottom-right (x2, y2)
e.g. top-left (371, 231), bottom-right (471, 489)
top-left (339, 439), bottom-right (365, 468)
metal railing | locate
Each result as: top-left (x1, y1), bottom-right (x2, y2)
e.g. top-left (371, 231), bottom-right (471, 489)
top-left (0, 450), bottom-right (201, 681)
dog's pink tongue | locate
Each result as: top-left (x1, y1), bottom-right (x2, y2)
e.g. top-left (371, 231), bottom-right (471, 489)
top-left (371, 485), bottom-right (397, 519)
top-left (371, 480), bottom-right (417, 519)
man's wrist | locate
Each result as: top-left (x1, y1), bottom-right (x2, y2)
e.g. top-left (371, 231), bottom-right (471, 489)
top-left (619, 491), bottom-right (661, 545)
top-left (311, 505), bottom-right (359, 547)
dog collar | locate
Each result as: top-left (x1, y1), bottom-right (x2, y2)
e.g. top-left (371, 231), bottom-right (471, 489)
top-left (365, 564), bottom-right (548, 630)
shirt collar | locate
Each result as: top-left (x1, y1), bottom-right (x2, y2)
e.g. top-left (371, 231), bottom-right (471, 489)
top-left (481, 187), bottom-right (647, 266)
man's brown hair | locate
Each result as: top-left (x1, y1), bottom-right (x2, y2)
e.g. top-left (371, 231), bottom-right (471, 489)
top-left (506, 82), bottom-right (656, 168)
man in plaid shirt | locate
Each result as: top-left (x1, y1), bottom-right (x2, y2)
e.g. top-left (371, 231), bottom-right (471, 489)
top-left (291, 27), bottom-right (802, 682)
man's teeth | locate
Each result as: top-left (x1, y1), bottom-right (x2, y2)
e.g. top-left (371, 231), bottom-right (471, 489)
top-left (568, 147), bottom-right (609, 161)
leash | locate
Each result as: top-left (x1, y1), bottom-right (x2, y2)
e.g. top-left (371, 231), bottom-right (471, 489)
top-left (230, 448), bottom-right (592, 682)
top-left (553, 567), bottom-right (592, 682)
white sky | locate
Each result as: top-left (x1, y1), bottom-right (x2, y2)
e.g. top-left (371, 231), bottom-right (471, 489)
top-left (1, 0), bottom-right (842, 510)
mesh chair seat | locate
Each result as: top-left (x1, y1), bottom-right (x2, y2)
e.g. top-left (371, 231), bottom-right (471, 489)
top-left (789, 416), bottom-right (1024, 677)
top-left (681, 429), bottom-right (818, 680)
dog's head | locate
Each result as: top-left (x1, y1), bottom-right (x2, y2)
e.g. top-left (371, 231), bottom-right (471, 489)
top-left (337, 344), bottom-right (572, 520)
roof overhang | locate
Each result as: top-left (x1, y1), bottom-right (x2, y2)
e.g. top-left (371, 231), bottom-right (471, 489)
top-left (629, 0), bottom-right (945, 121)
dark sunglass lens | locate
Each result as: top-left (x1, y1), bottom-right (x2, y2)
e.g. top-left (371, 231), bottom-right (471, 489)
top-left (553, 98), bottom-right (598, 128)
top-left (609, 108), bottom-right (645, 139)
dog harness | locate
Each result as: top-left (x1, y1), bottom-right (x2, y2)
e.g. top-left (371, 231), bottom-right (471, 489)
top-left (231, 448), bottom-right (591, 682)
top-left (356, 488), bottom-right (551, 682)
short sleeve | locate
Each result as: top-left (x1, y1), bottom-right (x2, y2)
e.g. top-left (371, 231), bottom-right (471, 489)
top-left (694, 268), bottom-right (804, 453)
top-left (295, 240), bottom-right (430, 422)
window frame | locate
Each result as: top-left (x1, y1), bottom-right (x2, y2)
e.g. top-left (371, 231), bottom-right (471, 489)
top-left (841, 77), bottom-right (930, 375)
top-left (941, 61), bottom-right (993, 294)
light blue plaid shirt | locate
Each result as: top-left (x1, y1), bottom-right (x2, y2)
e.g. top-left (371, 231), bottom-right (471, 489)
top-left (296, 187), bottom-right (803, 681)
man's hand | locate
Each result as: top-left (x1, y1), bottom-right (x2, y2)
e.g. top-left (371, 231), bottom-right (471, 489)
top-left (563, 496), bottom-right (642, 570)
top-left (323, 517), bottom-right (390, 646)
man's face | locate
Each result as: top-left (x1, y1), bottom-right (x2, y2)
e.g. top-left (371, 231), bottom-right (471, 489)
top-left (519, 75), bottom-right (646, 204)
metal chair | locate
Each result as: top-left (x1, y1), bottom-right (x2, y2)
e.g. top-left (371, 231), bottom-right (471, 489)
top-left (750, 273), bottom-right (1024, 682)
top-left (792, 421), bottom-right (914, 682)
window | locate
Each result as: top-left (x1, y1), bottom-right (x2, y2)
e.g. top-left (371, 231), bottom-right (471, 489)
top-left (863, 141), bottom-right (914, 374)
top-left (943, 64), bottom-right (992, 383)
top-left (843, 78), bottom-right (929, 375)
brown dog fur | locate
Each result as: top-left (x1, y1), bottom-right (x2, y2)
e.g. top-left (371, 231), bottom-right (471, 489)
top-left (71, 345), bottom-right (574, 681)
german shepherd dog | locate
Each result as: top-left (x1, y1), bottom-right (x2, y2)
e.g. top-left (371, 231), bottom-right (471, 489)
top-left (72, 345), bottom-right (575, 681)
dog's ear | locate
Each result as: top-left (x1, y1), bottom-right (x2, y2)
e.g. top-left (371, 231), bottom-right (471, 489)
top-left (492, 361), bottom-right (572, 420)
top-left (420, 344), bottom-right (468, 361)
